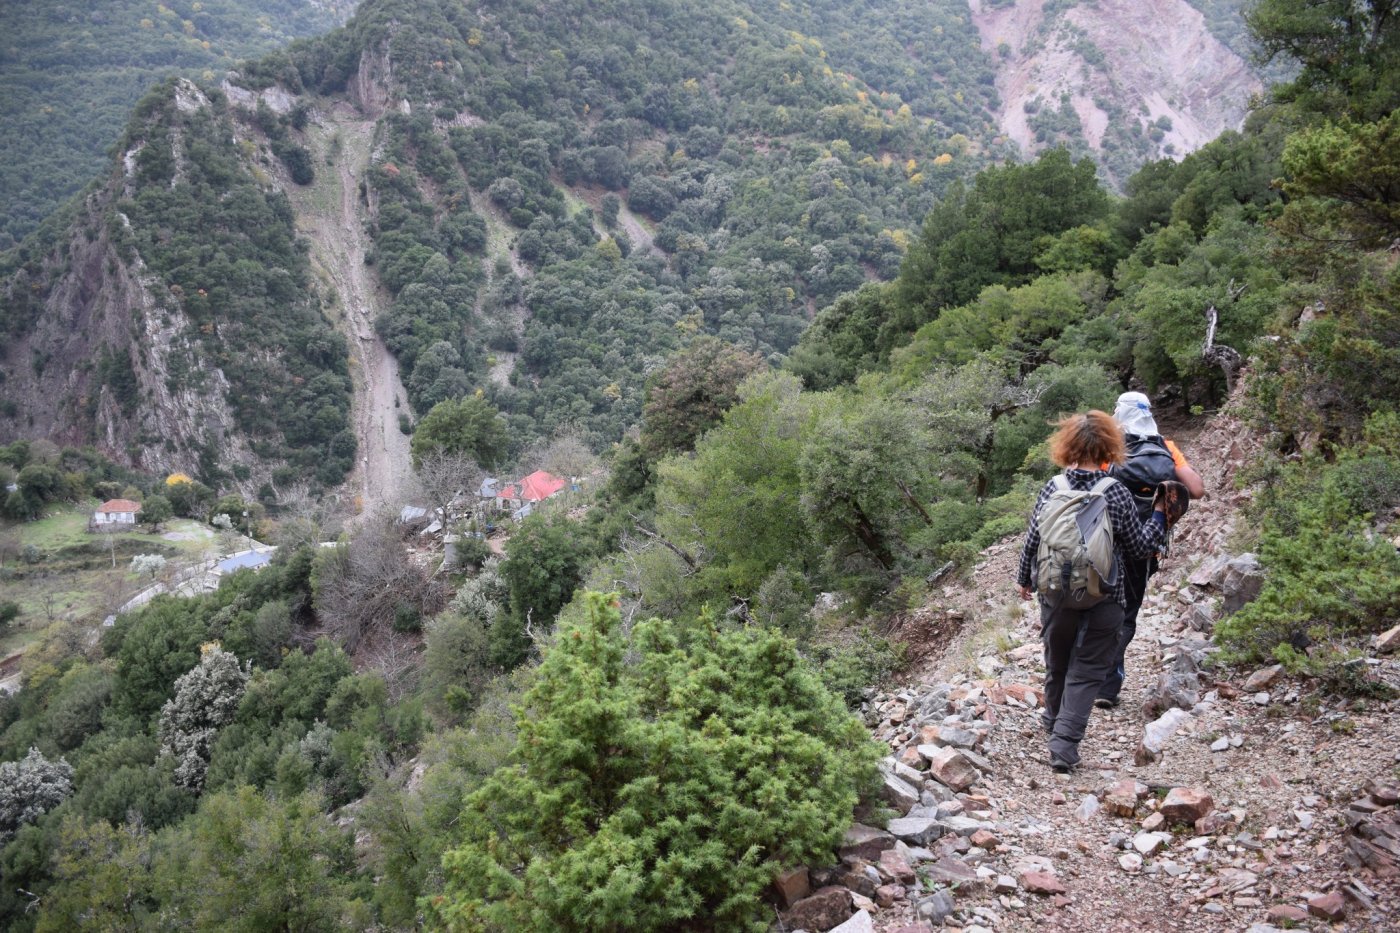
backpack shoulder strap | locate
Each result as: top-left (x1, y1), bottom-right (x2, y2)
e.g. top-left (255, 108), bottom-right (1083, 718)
top-left (1090, 476), bottom-right (1117, 495)
top-left (1052, 474), bottom-right (1071, 492)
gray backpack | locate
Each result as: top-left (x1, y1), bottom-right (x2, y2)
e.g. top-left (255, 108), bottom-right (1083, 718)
top-left (1034, 475), bottom-right (1119, 608)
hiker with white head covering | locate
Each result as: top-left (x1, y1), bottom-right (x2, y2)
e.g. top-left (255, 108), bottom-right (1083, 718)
top-left (1095, 392), bottom-right (1205, 709)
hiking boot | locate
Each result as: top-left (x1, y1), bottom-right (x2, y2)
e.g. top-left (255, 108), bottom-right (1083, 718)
top-left (1049, 754), bottom-right (1078, 773)
top-left (1094, 697), bottom-right (1120, 710)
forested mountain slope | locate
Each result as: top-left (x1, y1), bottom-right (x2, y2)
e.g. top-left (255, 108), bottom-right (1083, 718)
top-left (0, 0), bottom-right (1261, 497)
top-left (0, 79), bottom-right (356, 493)
top-left (0, 0), bottom-right (357, 250)
top-left (0, 1), bottom-right (1395, 929)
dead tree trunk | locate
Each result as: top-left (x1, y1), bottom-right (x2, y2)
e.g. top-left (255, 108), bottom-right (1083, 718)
top-left (1202, 304), bottom-right (1244, 394)
top-left (630, 518), bottom-right (699, 573)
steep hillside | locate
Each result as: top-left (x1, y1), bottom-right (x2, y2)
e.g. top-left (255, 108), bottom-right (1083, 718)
top-left (0, 0), bottom-right (357, 249)
top-left (969, 0), bottom-right (1262, 185)
top-left (0, 0), bottom-right (1265, 488)
top-left (3, 0), bottom-right (1013, 486)
top-left (0, 79), bottom-right (355, 494)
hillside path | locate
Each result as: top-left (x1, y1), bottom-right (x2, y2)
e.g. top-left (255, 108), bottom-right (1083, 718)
top-left (290, 109), bottom-right (413, 515)
top-left (855, 411), bottom-right (1400, 933)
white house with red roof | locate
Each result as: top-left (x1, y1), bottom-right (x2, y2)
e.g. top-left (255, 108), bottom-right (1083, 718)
top-left (91, 498), bottom-right (141, 530)
top-left (493, 470), bottom-right (569, 521)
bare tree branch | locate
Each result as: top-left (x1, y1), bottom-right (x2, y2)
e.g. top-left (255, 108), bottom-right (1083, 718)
top-left (629, 516), bottom-right (699, 572)
top-left (413, 450), bottom-right (484, 530)
top-left (1202, 304), bottom-right (1245, 393)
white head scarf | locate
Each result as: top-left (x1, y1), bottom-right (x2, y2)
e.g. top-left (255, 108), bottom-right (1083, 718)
top-left (1113, 391), bottom-right (1159, 436)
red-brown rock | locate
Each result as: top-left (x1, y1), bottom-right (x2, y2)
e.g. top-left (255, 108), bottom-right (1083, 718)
top-left (783, 887), bottom-right (853, 932)
top-left (1104, 779), bottom-right (1140, 817)
top-left (1267, 904), bottom-right (1310, 924)
top-left (970, 829), bottom-right (999, 849)
top-left (1308, 891), bottom-right (1345, 921)
top-left (922, 745), bottom-right (980, 791)
top-left (1005, 683), bottom-right (1042, 706)
top-left (874, 884), bottom-right (904, 908)
top-left (1161, 787), bottom-right (1214, 825)
top-left (897, 745), bottom-right (925, 769)
top-left (772, 866), bottom-right (810, 909)
top-left (878, 848), bottom-right (916, 884)
top-left (1021, 870), bottom-right (1067, 896)
top-left (839, 869), bottom-right (877, 898)
top-left (839, 824), bottom-right (895, 862)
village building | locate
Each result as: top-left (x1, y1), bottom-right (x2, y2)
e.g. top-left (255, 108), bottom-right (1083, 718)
top-left (90, 498), bottom-right (140, 531)
top-left (212, 549), bottom-right (275, 577)
top-left (493, 470), bottom-right (569, 522)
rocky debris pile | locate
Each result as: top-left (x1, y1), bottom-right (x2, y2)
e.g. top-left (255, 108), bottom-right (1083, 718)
top-left (1186, 552), bottom-right (1266, 619)
top-left (1343, 779), bottom-right (1400, 882)
top-left (776, 675), bottom-right (1068, 932)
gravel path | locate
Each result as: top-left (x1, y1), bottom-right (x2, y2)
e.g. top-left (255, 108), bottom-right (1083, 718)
top-left (860, 409), bottom-right (1400, 932)
top-left (291, 109), bottom-right (413, 514)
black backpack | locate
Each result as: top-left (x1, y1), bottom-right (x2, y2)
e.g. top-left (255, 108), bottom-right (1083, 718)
top-left (1111, 433), bottom-right (1177, 517)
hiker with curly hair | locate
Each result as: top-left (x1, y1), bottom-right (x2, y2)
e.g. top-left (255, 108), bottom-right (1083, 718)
top-left (1015, 411), bottom-right (1189, 771)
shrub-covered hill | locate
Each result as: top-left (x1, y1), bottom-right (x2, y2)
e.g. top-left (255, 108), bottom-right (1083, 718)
top-left (247, 0), bottom-right (1018, 450)
top-left (0, 78), bottom-right (355, 491)
top-left (1, 0), bottom-right (1014, 485)
top-left (0, 0), bottom-right (1265, 485)
top-left (0, 0), bottom-right (357, 250)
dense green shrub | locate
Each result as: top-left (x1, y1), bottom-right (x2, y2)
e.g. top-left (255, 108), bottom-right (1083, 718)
top-left (433, 592), bottom-right (879, 931)
top-left (1216, 452), bottom-right (1400, 667)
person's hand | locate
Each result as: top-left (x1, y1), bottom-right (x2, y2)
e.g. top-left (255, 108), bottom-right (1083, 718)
top-left (1018, 585), bottom-right (1033, 601)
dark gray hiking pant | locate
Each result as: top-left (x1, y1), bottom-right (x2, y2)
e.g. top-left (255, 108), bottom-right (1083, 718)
top-left (1098, 553), bottom-right (1156, 703)
top-left (1039, 598), bottom-right (1124, 767)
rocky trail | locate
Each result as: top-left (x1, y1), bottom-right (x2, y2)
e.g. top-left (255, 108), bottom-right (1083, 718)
top-left (290, 108), bottom-right (413, 515)
top-left (779, 407), bottom-right (1400, 933)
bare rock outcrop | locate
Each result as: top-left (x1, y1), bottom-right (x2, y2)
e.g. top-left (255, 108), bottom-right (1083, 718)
top-left (969, 0), bottom-right (1262, 186)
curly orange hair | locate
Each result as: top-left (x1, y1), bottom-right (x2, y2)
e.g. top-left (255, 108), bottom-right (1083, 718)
top-left (1047, 410), bottom-right (1126, 468)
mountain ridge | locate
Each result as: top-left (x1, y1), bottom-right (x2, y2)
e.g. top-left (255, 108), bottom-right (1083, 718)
top-left (1, 0), bottom-right (1266, 494)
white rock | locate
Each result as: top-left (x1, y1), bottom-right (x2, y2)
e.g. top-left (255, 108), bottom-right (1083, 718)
top-left (1119, 853), bottom-right (1144, 872)
top-left (1141, 708), bottom-right (1193, 757)
top-left (1131, 833), bottom-right (1162, 855)
top-left (1075, 795), bottom-right (1100, 822)
top-left (1210, 737), bottom-right (1230, 752)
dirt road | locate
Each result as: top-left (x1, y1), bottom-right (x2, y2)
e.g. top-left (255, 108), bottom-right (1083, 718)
top-left (290, 110), bottom-right (414, 515)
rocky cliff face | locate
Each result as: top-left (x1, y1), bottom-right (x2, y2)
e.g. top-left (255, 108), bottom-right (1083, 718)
top-left (1, 83), bottom-right (250, 481)
top-left (969, 0), bottom-right (1262, 186)
top-left (0, 75), bottom-right (356, 493)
